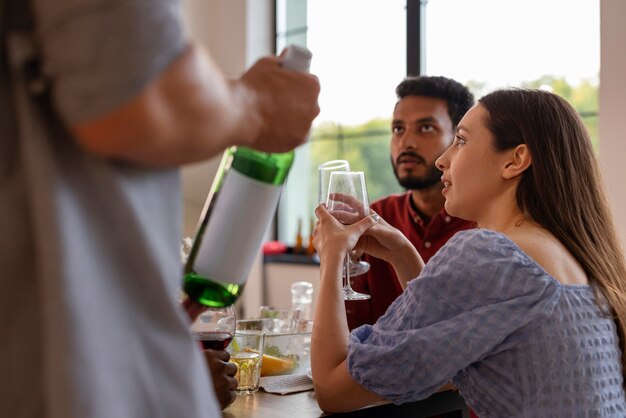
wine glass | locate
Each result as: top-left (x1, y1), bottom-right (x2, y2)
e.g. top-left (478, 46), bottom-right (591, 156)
top-left (190, 305), bottom-right (237, 350)
top-left (317, 160), bottom-right (371, 277)
top-left (318, 160), bottom-right (350, 204)
top-left (325, 171), bottom-right (371, 301)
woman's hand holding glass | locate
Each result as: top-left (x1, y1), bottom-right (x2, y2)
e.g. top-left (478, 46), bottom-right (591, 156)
top-left (357, 216), bottom-right (418, 264)
top-left (326, 192), bottom-right (369, 224)
top-left (323, 171), bottom-right (372, 300)
top-left (318, 160), bottom-right (370, 277)
top-left (313, 205), bottom-right (374, 261)
top-left (314, 203), bottom-right (424, 292)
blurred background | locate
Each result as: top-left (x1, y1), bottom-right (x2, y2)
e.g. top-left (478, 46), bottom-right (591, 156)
top-left (180, 0), bottom-right (625, 317)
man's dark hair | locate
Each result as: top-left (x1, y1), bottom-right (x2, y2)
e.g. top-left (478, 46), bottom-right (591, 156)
top-left (395, 76), bottom-right (475, 128)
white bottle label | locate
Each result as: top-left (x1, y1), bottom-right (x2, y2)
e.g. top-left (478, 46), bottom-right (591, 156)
top-left (194, 169), bottom-right (282, 285)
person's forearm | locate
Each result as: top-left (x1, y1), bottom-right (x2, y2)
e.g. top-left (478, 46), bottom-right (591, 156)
top-left (312, 252), bottom-right (385, 412)
top-left (71, 44), bottom-right (257, 166)
top-left (390, 245), bottom-right (424, 289)
top-left (313, 253), bottom-right (348, 368)
top-left (312, 253), bottom-right (350, 403)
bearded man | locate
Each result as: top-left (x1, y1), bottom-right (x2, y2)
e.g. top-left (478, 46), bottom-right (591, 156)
top-left (347, 76), bottom-right (475, 330)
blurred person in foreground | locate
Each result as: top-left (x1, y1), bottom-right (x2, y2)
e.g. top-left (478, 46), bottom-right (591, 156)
top-left (347, 76), bottom-right (475, 330)
top-left (312, 89), bottom-right (626, 416)
top-left (0, 0), bottom-right (319, 417)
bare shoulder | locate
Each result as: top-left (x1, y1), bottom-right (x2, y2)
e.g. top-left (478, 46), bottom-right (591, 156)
top-left (506, 227), bottom-right (588, 286)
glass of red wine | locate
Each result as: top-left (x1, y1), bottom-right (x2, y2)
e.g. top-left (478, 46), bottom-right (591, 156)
top-left (190, 305), bottom-right (237, 350)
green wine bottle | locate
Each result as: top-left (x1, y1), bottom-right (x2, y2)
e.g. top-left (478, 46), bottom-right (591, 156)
top-left (183, 46), bottom-right (311, 308)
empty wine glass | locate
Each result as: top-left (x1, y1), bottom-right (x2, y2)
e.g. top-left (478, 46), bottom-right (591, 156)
top-left (190, 305), bottom-right (237, 350)
top-left (318, 160), bottom-right (350, 204)
top-left (317, 160), bottom-right (370, 277)
top-left (325, 171), bottom-right (371, 301)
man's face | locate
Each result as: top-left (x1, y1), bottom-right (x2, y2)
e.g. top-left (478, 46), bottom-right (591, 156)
top-left (390, 96), bottom-right (455, 190)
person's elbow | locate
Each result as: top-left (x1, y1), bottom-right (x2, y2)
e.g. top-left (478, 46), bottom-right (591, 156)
top-left (313, 374), bottom-right (383, 413)
top-left (314, 381), bottom-right (346, 413)
top-left (68, 44), bottom-right (234, 166)
top-left (70, 90), bottom-right (176, 165)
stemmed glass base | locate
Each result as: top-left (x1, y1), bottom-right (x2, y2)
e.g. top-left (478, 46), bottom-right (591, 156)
top-left (313, 254), bottom-right (370, 277)
top-left (343, 254), bottom-right (371, 301)
top-left (343, 287), bottom-right (371, 300)
top-left (349, 260), bottom-right (370, 277)
top-left (323, 170), bottom-right (372, 301)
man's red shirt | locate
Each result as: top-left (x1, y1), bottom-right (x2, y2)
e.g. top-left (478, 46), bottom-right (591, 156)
top-left (346, 191), bottom-right (475, 330)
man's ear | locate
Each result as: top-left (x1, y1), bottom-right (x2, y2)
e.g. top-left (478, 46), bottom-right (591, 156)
top-left (502, 144), bottom-right (531, 180)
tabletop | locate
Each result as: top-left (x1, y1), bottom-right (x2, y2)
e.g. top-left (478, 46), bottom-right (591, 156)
top-left (222, 388), bottom-right (469, 418)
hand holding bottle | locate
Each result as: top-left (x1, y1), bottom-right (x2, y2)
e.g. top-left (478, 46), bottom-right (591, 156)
top-left (184, 46), bottom-right (314, 308)
top-left (237, 48), bottom-right (320, 153)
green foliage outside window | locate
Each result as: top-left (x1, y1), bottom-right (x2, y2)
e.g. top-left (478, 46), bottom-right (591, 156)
top-left (521, 76), bottom-right (599, 151)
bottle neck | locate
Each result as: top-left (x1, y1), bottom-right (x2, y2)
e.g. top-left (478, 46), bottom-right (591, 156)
top-left (231, 147), bottom-right (294, 185)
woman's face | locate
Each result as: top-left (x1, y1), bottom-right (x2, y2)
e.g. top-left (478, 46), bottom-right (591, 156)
top-left (435, 104), bottom-right (513, 222)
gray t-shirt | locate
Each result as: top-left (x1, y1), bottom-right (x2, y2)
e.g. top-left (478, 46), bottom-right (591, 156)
top-left (0, 1), bottom-right (220, 417)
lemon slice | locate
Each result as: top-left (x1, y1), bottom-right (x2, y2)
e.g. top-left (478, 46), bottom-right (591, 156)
top-left (260, 354), bottom-right (295, 376)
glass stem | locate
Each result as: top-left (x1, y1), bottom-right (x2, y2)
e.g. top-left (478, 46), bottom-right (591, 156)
top-left (343, 254), bottom-right (351, 293)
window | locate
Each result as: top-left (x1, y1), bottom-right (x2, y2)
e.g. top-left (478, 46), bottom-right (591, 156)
top-left (276, 0), bottom-right (600, 247)
top-left (425, 0), bottom-right (600, 148)
top-left (276, 0), bottom-right (406, 245)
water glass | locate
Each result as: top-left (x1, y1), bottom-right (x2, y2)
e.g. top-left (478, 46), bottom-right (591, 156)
top-left (228, 330), bottom-right (265, 395)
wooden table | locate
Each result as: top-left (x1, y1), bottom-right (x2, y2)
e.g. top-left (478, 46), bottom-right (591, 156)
top-left (223, 388), bottom-right (469, 418)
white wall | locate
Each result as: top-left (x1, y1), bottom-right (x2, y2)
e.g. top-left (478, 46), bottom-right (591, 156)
top-left (264, 263), bottom-right (320, 316)
top-left (180, 0), bottom-right (269, 238)
top-left (599, 0), bottom-right (626, 250)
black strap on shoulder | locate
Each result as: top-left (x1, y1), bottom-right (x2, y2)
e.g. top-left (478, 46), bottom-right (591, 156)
top-left (2, 0), bottom-right (50, 98)
top-left (0, 0), bottom-right (36, 176)
top-left (2, 0), bottom-right (34, 33)
top-left (1, 0), bottom-right (8, 72)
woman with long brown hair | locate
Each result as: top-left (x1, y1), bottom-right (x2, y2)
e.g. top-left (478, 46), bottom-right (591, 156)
top-left (311, 89), bottom-right (626, 416)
